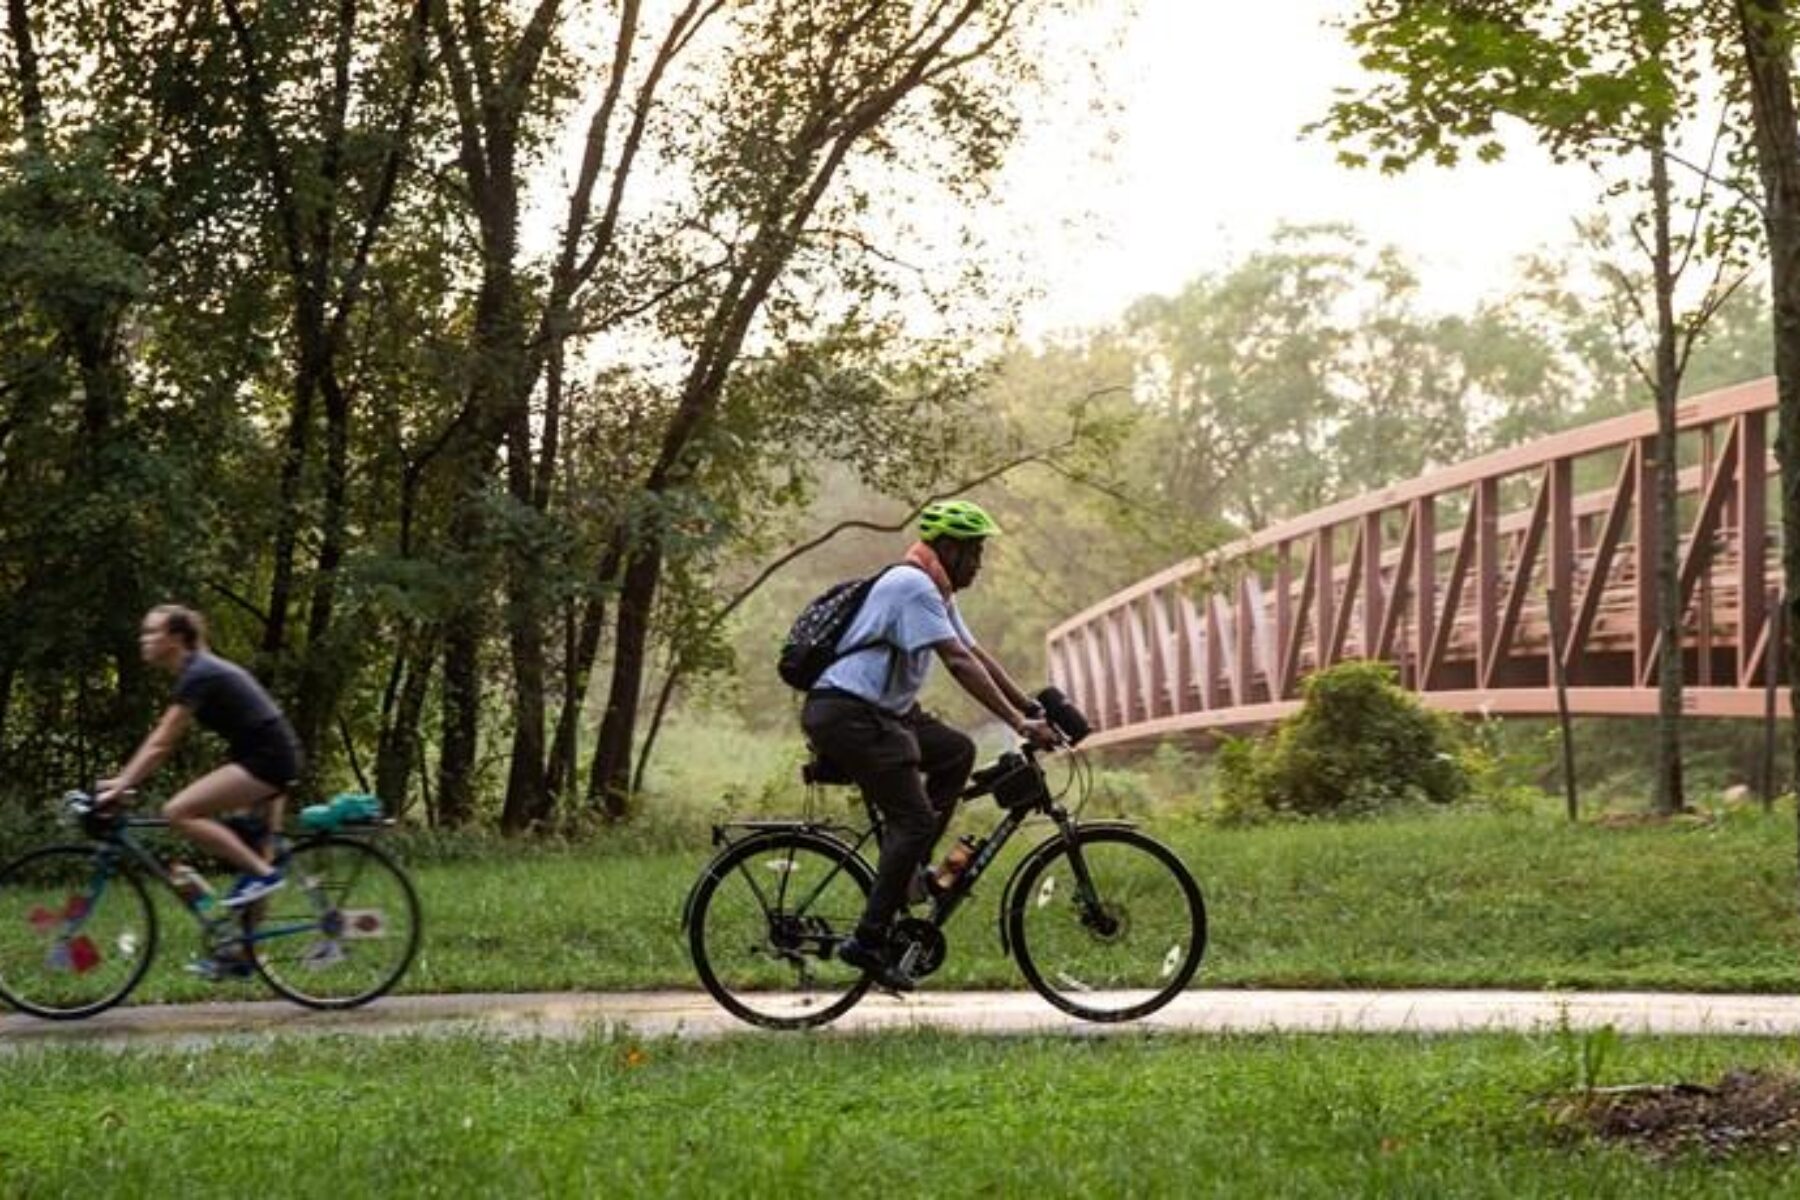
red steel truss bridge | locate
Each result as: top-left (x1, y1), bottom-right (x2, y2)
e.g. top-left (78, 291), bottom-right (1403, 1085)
top-left (1045, 378), bottom-right (1790, 751)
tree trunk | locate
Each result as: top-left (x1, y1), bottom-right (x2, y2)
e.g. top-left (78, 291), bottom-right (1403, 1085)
top-left (436, 601), bottom-right (482, 826)
top-left (262, 352), bottom-right (319, 667)
top-left (294, 366), bottom-right (352, 762)
top-left (587, 540), bottom-right (662, 818)
top-left (546, 539), bottom-right (621, 803)
top-left (1734, 0), bottom-right (1800, 893)
top-left (1649, 133), bottom-right (1685, 815)
top-left (500, 378), bottom-right (550, 833)
top-left (377, 632), bottom-right (436, 817)
top-left (71, 310), bottom-right (148, 733)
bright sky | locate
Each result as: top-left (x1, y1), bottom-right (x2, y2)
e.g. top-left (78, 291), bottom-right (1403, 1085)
top-left (998, 0), bottom-right (1603, 338)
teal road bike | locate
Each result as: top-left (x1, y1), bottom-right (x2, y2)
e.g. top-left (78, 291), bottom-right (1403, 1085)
top-left (0, 791), bottom-right (421, 1019)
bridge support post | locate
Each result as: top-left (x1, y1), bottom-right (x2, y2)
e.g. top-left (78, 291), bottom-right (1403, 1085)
top-left (1546, 586), bottom-right (1579, 822)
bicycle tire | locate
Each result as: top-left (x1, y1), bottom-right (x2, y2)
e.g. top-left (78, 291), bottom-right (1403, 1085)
top-left (1006, 826), bottom-right (1205, 1022)
top-left (688, 828), bottom-right (875, 1030)
top-left (0, 843), bottom-right (158, 1020)
top-left (247, 835), bottom-right (421, 1010)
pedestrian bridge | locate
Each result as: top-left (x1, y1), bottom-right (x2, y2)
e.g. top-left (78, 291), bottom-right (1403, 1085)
top-left (1045, 378), bottom-right (1790, 751)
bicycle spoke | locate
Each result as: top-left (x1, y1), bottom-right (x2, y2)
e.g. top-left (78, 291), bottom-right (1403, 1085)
top-left (248, 837), bottom-right (419, 1009)
top-left (1010, 828), bottom-right (1204, 1022)
top-left (690, 832), bottom-right (872, 1029)
top-left (0, 846), bottom-right (156, 1019)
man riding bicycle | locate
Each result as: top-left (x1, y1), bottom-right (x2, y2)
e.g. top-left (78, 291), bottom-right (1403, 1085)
top-left (802, 499), bottom-right (1056, 991)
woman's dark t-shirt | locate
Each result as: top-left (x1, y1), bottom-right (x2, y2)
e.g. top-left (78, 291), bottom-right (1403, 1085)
top-left (173, 652), bottom-right (298, 767)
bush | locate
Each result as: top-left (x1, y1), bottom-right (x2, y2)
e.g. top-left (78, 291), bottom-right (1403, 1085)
top-left (1218, 660), bottom-right (1470, 819)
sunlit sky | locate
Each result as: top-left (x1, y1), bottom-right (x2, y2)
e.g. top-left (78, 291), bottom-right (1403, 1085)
top-left (996, 0), bottom-right (1603, 338)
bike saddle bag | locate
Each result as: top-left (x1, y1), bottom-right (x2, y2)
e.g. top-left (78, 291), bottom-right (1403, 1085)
top-left (802, 756), bottom-right (854, 786)
top-left (299, 792), bottom-right (384, 831)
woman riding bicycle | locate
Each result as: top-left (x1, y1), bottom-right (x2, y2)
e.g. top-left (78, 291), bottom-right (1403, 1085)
top-left (97, 604), bottom-right (302, 917)
top-left (802, 500), bottom-right (1056, 992)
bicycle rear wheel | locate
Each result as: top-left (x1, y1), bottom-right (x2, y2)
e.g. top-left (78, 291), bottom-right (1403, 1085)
top-left (1007, 826), bottom-right (1205, 1022)
top-left (0, 844), bottom-right (157, 1020)
top-left (687, 829), bottom-right (874, 1029)
top-left (247, 836), bottom-right (420, 1009)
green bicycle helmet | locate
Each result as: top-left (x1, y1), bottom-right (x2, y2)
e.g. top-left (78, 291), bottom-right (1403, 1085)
top-left (918, 499), bottom-right (1002, 541)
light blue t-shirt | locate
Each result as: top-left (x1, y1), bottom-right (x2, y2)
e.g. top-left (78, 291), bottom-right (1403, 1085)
top-left (814, 565), bottom-right (976, 714)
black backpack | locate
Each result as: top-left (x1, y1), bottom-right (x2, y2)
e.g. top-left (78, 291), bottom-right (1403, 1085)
top-left (777, 564), bottom-right (910, 691)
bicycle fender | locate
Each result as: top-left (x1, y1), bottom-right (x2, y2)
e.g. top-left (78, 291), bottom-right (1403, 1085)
top-left (680, 827), bottom-right (868, 932)
top-left (995, 819), bottom-right (1138, 956)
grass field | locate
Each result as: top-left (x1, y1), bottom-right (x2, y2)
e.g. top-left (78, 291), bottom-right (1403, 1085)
top-left (67, 799), bottom-right (1800, 1006)
top-left (2, 1029), bottom-right (1797, 1197)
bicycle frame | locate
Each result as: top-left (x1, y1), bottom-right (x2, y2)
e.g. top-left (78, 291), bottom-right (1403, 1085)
top-left (685, 729), bottom-right (1206, 1028)
top-left (70, 814), bottom-right (386, 954)
top-left (692, 745), bottom-right (1119, 948)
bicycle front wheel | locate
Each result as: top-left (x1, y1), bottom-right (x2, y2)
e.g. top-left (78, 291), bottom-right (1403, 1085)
top-left (687, 829), bottom-right (874, 1030)
top-left (1007, 826), bottom-right (1205, 1022)
top-left (247, 836), bottom-right (421, 1009)
top-left (0, 844), bottom-right (157, 1020)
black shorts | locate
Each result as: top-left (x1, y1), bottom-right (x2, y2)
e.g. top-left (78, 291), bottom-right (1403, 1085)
top-left (232, 724), bottom-right (304, 794)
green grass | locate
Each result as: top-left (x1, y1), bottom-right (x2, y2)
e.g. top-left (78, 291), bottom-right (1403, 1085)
top-left (77, 801), bottom-right (1800, 1005)
top-left (2, 1030), bottom-right (1798, 1196)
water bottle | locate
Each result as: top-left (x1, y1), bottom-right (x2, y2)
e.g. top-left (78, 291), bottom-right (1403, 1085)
top-left (169, 863), bottom-right (216, 914)
top-left (931, 835), bottom-right (982, 891)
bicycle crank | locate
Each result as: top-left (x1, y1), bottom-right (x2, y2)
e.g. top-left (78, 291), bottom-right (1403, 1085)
top-left (890, 917), bottom-right (947, 979)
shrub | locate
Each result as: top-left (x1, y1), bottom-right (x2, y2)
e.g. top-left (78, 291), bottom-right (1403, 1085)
top-left (1219, 660), bottom-right (1470, 819)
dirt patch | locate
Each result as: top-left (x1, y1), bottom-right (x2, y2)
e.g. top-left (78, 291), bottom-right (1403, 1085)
top-left (1558, 1070), bottom-right (1800, 1160)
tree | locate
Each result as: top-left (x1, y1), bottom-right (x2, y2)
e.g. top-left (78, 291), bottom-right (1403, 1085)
top-left (1123, 224), bottom-right (1571, 531)
top-left (218, 0), bottom-right (433, 757)
top-left (1319, 0), bottom-right (1756, 813)
top-left (572, 0), bottom-right (1066, 816)
top-left (1, 0), bottom-right (245, 789)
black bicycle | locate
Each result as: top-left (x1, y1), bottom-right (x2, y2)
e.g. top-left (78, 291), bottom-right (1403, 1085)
top-left (683, 696), bottom-right (1206, 1030)
top-left (0, 791), bottom-right (421, 1020)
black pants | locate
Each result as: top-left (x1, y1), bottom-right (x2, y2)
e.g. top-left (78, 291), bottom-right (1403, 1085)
top-left (801, 690), bottom-right (976, 943)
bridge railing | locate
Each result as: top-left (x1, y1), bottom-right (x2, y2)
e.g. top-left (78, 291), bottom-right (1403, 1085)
top-left (1045, 378), bottom-right (1785, 749)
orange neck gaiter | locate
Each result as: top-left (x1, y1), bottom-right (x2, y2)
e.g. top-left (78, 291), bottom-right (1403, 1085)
top-left (904, 540), bottom-right (954, 599)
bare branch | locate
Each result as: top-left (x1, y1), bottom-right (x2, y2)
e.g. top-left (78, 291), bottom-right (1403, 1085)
top-left (6, 0), bottom-right (47, 150)
top-left (505, 0), bottom-right (563, 121)
top-left (221, 0), bottom-right (309, 286)
top-left (702, 384), bottom-right (1124, 632)
top-left (203, 580), bottom-right (273, 630)
top-left (1676, 269), bottom-right (1750, 378)
top-left (632, 383), bottom-right (1127, 785)
top-left (1671, 115), bottom-right (1731, 284)
top-left (1590, 131), bottom-right (1767, 215)
top-left (570, 0), bottom-right (725, 290)
top-left (329, 0), bottom-right (433, 346)
top-left (431, 0), bottom-right (492, 206)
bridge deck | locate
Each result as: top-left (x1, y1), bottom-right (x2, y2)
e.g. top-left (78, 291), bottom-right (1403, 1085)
top-left (1046, 379), bottom-right (1791, 750)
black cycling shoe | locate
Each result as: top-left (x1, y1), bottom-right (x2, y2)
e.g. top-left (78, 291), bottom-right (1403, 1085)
top-left (838, 936), bottom-right (915, 994)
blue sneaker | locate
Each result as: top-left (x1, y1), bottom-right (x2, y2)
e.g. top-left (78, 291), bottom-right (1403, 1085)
top-left (223, 870), bottom-right (285, 909)
top-left (184, 954), bottom-right (254, 982)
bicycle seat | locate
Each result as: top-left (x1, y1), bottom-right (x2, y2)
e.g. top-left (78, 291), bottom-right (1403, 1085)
top-left (802, 755), bottom-right (854, 786)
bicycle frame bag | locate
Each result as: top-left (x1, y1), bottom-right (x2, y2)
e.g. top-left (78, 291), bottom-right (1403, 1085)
top-left (777, 564), bottom-right (908, 691)
top-left (971, 751), bottom-right (1046, 811)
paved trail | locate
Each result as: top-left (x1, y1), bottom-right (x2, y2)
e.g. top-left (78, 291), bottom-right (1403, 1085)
top-left (7, 989), bottom-right (1800, 1052)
